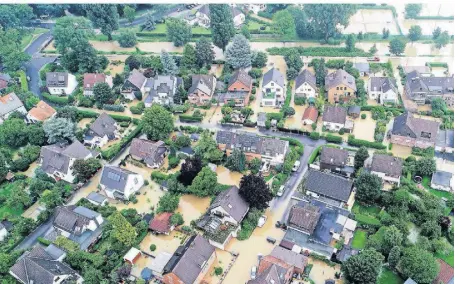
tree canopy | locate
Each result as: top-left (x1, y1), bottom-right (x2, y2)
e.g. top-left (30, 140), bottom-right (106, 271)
top-left (408, 25), bottom-right (422, 42)
top-left (389, 38), bottom-right (406, 55)
top-left (399, 246), bottom-right (439, 283)
top-left (188, 166), bottom-right (218, 197)
top-left (209, 4), bottom-right (235, 51)
top-left (178, 156), bottom-right (203, 186)
top-left (354, 171), bottom-right (382, 204)
top-left (43, 117), bottom-right (76, 144)
top-left (194, 131), bottom-right (224, 162)
top-left (272, 9), bottom-right (295, 37)
top-left (195, 38), bottom-right (215, 67)
top-left (239, 174), bottom-right (273, 210)
top-left (142, 104), bottom-right (174, 141)
top-left (84, 4), bottom-right (119, 40)
top-left (166, 18), bottom-right (192, 47)
top-left (342, 249), bottom-right (384, 284)
top-left (108, 211), bottom-right (137, 246)
top-left (225, 34), bottom-right (252, 69)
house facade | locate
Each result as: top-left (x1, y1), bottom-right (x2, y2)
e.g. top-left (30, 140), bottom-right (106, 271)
top-left (187, 74), bottom-right (217, 106)
top-left (121, 69), bottom-right (147, 100)
top-left (295, 69), bottom-right (317, 99)
top-left (390, 112), bottom-right (440, 149)
top-left (26, 100), bottom-right (56, 123)
top-left (99, 165), bottom-right (144, 200)
top-left (83, 73), bottom-right (113, 96)
top-left (405, 70), bottom-right (454, 108)
top-left (368, 77), bottom-right (399, 104)
top-left (261, 68), bottom-right (285, 107)
top-left (0, 92), bottom-right (27, 124)
top-left (217, 69), bottom-right (252, 107)
top-left (129, 138), bottom-right (167, 168)
top-left (144, 75), bottom-right (183, 107)
top-left (322, 106), bottom-right (347, 131)
top-left (370, 154), bottom-right (403, 186)
top-left (84, 113), bottom-right (120, 148)
top-left (325, 69), bottom-right (357, 104)
top-left (46, 72), bottom-right (78, 96)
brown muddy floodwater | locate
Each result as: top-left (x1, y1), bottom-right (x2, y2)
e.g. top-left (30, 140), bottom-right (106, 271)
top-left (202, 249), bottom-right (235, 284)
top-left (344, 9), bottom-right (397, 35)
top-left (308, 259), bottom-right (342, 284)
top-left (215, 165), bottom-right (243, 186)
top-left (176, 195), bottom-right (211, 226)
top-left (140, 230), bottom-right (186, 256)
top-left (390, 144), bottom-right (413, 159)
top-left (352, 111), bottom-right (376, 142)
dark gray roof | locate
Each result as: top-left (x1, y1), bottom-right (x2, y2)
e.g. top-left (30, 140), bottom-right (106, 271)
top-left (228, 69), bottom-right (252, 89)
top-left (288, 204), bottom-right (321, 234)
top-left (369, 77), bottom-right (397, 93)
top-left (295, 69), bottom-right (316, 90)
top-left (46, 72), bottom-right (68, 87)
top-left (354, 62), bottom-right (370, 73)
top-left (320, 147), bottom-right (348, 167)
top-left (86, 112), bottom-right (117, 138)
top-left (188, 74), bottom-right (216, 96)
top-left (86, 191), bottom-right (107, 204)
top-left (100, 165), bottom-right (138, 193)
top-left (45, 244), bottom-right (66, 260)
top-left (347, 105), bottom-right (361, 115)
top-left (130, 138), bottom-right (167, 166)
top-left (406, 70), bottom-right (454, 95)
top-left (179, 146), bottom-right (194, 155)
top-left (322, 106), bottom-right (346, 124)
top-left (436, 130), bottom-right (454, 148)
top-left (40, 141), bottom-right (92, 176)
top-left (325, 69), bottom-right (356, 91)
top-left (263, 68), bottom-right (284, 88)
top-left (336, 245), bottom-right (358, 262)
top-left (304, 170), bottom-right (353, 202)
top-left (391, 112), bottom-right (440, 143)
top-left (431, 171), bottom-right (453, 187)
top-left (198, 4), bottom-right (210, 16)
top-left (270, 246), bottom-right (308, 270)
top-left (371, 154), bottom-right (403, 177)
top-left (53, 205), bottom-right (100, 236)
top-left (248, 264), bottom-right (285, 284)
top-left (0, 92), bottom-right (25, 116)
top-left (210, 186), bottom-right (249, 223)
top-left (145, 75), bottom-right (183, 101)
top-left (10, 246), bottom-right (77, 284)
top-left (126, 69), bottom-right (147, 89)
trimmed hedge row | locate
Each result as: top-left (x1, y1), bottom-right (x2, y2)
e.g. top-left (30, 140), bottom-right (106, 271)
top-left (103, 104), bottom-right (125, 112)
top-left (179, 115), bottom-right (203, 122)
top-left (42, 93), bottom-right (69, 105)
top-left (101, 124), bottom-right (143, 160)
top-left (308, 145), bottom-right (322, 164)
top-left (347, 135), bottom-right (386, 149)
top-left (324, 134), bottom-right (343, 144)
top-left (360, 105), bottom-right (404, 113)
top-left (266, 46), bottom-right (372, 57)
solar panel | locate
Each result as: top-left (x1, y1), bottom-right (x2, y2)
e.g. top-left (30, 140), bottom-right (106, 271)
top-left (107, 171), bottom-right (121, 181)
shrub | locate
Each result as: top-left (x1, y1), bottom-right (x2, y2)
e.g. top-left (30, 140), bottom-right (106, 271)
top-left (168, 156), bottom-right (180, 169)
top-left (150, 244), bottom-right (156, 251)
top-left (361, 113), bottom-right (367, 119)
top-left (118, 30), bottom-right (138, 47)
top-left (179, 115), bottom-right (203, 122)
top-left (78, 96), bottom-right (95, 107)
top-left (325, 134), bottom-right (343, 144)
top-left (248, 68), bottom-right (263, 79)
top-left (42, 93), bottom-right (69, 105)
top-left (266, 46), bottom-right (371, 57)
top-left (348, 135), bottom-right (386, 149)
top-left (103, 104), bottom-right (125, 112)
top-left (214, 267), bottom-right (223, 276)
top-left (309, 131), bottom-right (320, 140)
top-left (294, 97), bottom-right (306, 105)
top-left (338, 129), bottom-right (345, 135)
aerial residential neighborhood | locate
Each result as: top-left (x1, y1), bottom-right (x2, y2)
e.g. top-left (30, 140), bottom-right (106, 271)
top-left (0, 2), bottom-right (453, 284)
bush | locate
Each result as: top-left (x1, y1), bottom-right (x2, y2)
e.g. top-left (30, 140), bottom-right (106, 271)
top-left (179, 115), bottom-right (203, 122)
top-left (103, 104), bottom-right (125, 112)
top-left (248, 68), bottom-right (263, 79)
top-left (214, 267), bottom-right (223, 276)
top-left (412, 146), bottom-right (434, 158)
top-left (348, 135), bottom-right (386, 149)
top-left (325, 134), bottom-right (343, 144)
top-left (267, 46), bottom-right (371, 57)
top-left (151, 171), bottom-right (168, 183)
top-left (294, 97), bottom-right (306, 105)
top-left (308, 145), bottom-right (322, 164)
top-left (78, 96), bottom-right (95, 107)
top-left (168, 156), bottom-right (180, 169)
top-left (361, 113), bottom-right (367, 119)
top-left (42, 92), bottom-right (69, 105)
top-left (101, 124), bottom-right (143, 160)
top-left (310, 131), bottom-right (320, 140)
top-left (150, 244), bottom-right (156, 251)
top-left (118, 30), bottom-right (138, 47)
top-left (130, 102), bottom-right (145, 114)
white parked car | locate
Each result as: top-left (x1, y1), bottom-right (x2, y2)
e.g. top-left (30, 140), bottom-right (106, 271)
top-left (292, 160), bottom-right (301, 172)
top-left (257, 215), bottom-right (267, 227)
top-left (277, 185), bottom-right (285, 197)
top-left (251, 266), bottom-right (257, 279)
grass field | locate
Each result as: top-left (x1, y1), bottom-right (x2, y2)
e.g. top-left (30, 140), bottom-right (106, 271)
top-left (145, 23), bottom-right (211, 35)
top-left (352, 230), bottom-right (368, 249)
top-left (377, 267), bottom-right (404, 284)
top-left (422, 176), bottom-right (453, 199)
top-left (436, 248), bottom-right (454, 267)
top-left (352, 201), bottom-right (382, 225)
top-left (0, 181), bottom-right (26, 219)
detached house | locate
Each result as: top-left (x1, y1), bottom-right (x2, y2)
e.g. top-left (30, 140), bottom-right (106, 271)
top-left (261, 68), bottom-right (285, 107)
top-left (325, 69), bottom-right (357, 103)
top-left (121, 69), bottom-right (147, 100)
top-left (353, 62), bottom-right (370, 77)
top-left (295, 69), bottom-right (317, 100)
top-left (405, 70), bottom-right (454, 108)
top-left (26, 100), bottom-right (56, 123)
top-left (185, 5), bottom-right (245, 28)
top-left (368, 77), bottom-right (399, 104)
top-left (46, 72), bottom-right (78, 96)
top-left (0, 92), bottom-right (27, 124)
top-left (129, 138), bottom-right (167, 168)
top-left (390, 112), bottom-right (440, 149)
top-left (100, 165), bottom-right (144, 200)
top-left (318, 147), bottom-right (354, 177)
top-left (39, 140), bottom-right (97, 183)
top-left (84, 113), bottom-right (120, 148)
top-left (83, 73), bottom-right (113, 96)
top-left (187, 74), bottom-right (217, 106)
top-left (303, 170), bottom-right (354, 207)
top-left (10, 245), bottom-right (82, 284)
top-left (163, 235), bottom-right (216, 284)
top-left (302, 106), bottom-right (318, 125)
top-left (436, 130), bottom-right (454, 153)
top-left (216, 130), bottom-right (289, 166)
top-left (322, 106), bottom-right (347, 132)
top-left (149, 212), bottom-right (174, 235)
top-left (217, 69), bottom-right (252, 107)
top-left (370, 154), bottom-right (403, 186)
top-left (52, 205), bottom-right (104, 250)
top-left (144, 75), bottom-right (184, 107)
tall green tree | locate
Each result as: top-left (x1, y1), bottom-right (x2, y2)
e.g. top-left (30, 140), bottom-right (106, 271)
top-left (118, 30), bottom-right (137, 47)
top-left (84, 4), bottom-right (119, 40)
top-left (272, 9), bottom-right (295, 37)
top-left (53, 16), bottom-right (94, 54)
top-left (389, 38), bottom-right (406, 55)
top-left (43, 117), bottom-right (76, 144)
top-left (0, 28), bottom-right (31, 71)
top-left (225, 149), bottom-right (246, 172)
top-left (157, 193), bottom-right (180, 213)
top-left (123, 5), bottom-right (136, 24)
top-left (408, 25), bottom-right (422, 42)
top-left (354, 146), bottom-right (369, 169)
top-left (93, 82), bottom-right (115, 104)
top-left (399, 247), bottom-right (439, 283)
top-left (166, 18), bottom-right (192, 47)
top-left (73, 158), bottom-right (101, 182)
top-left (405, 4), bottom-right (422, 18)
top-left (194, 131), bottom-right (224, 162)
top-left (286, 6), bottom-right (309, 39)
top-left (354, 171), bottom-right (382, 204)
top-left (435, 31), bottom-right (450, 49)
top-left (0, 118), bottom-right (28, 148)
top-left (188, 166), bottom-right (218, 197)
top-left (342, 249), bottom-right (384, 284)
top-left (225, 34), bottom-right (252, 69)
top-left (284, 49), bottom-right (303, 79)
top-left (142, 104), bottom-right (174, 141)
top-left (108, 211), bottom-right (137, 246)
top-left (195, 38), bottom-right (215, 67)
top-left (416, 157), bottom-right (436, 176)
top-left (209, 4), bottom-right (235, 51)
top-left (252, 51), bottom-right (268, 68)
top-left (345, 34), bottom-right (356, 51)
top-left (181, 44), bottom-right (197, 70)
top-left (0, 4), bottom-right (33, 30)
top-left (160, 50), bottom-right (178, 75)
top-left (239, 174), bottom-right (273, 210)
top-left (432, 27), bottom-right (441, 40)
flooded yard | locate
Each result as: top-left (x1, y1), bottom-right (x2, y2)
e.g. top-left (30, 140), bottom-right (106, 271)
top-left (140, 230), bottom-right (186, 256)
top-left (308, 259), bottom-right (342, 284)
top-left (352, 111), bottom-right (376, 141)
top-left (390, 144), bottom-right (413, 159)
top-left (202, 249), bottom-right (235, 283)
top-left (343, 9), bottom-right (398, 35)
top-left (105, 54), bottom-right (128, 76)
top-left (215, 165), bottom-right (243, 186)
top-left (176, 195), bottom-right (211, 226)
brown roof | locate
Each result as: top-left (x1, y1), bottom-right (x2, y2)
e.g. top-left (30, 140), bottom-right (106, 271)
top-left (325, 69), bottom-right (357, 91)
top-left (322, 106), bottom-right (347, 124)
top-left (27, 101), bottom-right (56, 121)
top-left (433, 259), bottom-right (454, 284)
top-left (83, 73), bottom-right (106, 90)
top-left (288, 204), bottom-right (321, 234)
top-left (302, 107), bottom-right (318, 122)
top-left (129, 138), bottom-right (167, 166)
top-left (370, 154), bottom-right (403, 177)
top-left (228, 69), bottom-right (252, 90)
top-left (320, 147), bottom-right (349, 167)
top-left (392, 112), bottom-right (440, 144)
top-left (149, 212), bottom-right (173, 233)
top-left (269, 246), bottom-right (308, 271)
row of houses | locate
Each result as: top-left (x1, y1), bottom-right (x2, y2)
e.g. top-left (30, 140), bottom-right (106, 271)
top-left (0, 92), bottom-right (56, 124)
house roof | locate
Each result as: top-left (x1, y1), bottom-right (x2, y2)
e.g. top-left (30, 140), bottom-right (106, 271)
top-left (44, 244), bottom-right (66, 260)
top-left (304, 170), bottom-right (353, 202)
top-left (164, 235), bottom-right (215, 284)
top-left (431, 171), bottom-right (453, 188)
top-left (433, 259), bottom-right (454, 284)
top-left (146, 75), bottom-right (183, 101)
top-left (0, 73), bottom-right (11, 90)
top-left (406, 70), bottom-right (454, 95)
top-left (124, 247), bottom-right (141, 263)
top-left (436, 130), bottom-right (454, 148)
top-left (46, 72), bottom-right (69, 87)
top-left (86, 113), bottom-right (117, 138)
top-left (325, 69), bottom-right (357, 91)
top-left (210, 186), bottom-right (249, 223)
top-left (248, 263), bottom-right (286, 284)
top-left (231, 6), bottom-right (243, 17)
top-left (100, 165), bottom-right (138, 193)
top-left (150, 252), bottom-right (173, 274)
top-left (391, 112), bottom-right (440, 143)
top-left (256, 256), bottom-right (292, 283)
top-left (149, 212), bottom-right (173, 233)
top-left (198, 4), bottom-right (210, 16)
top-left (269, 246), bottom-right (308, 271)
top-left (295, 69), bottom-right (317, 90)
top-left (288, 204), bottom-right (321, 234)
top-left (188, 74), bottom-right (216, 96)
top-left (27, 101), bottom-right (56, 121)
top-left (263, 68), bottom-right (285, 88)
top-left (126, 69), bottom-right (147, 89)
top-left (403, 66), bottom-right (431, 74)
top-left (86, 191), bottom-right (107, 204)
top-left (354, 62), bottom-right (370, 73)
top-left (404, 278), bottom-right (418, 284)
top-left (53, 205), bottom-right (100, 236)
top-left (229, 69), bottom-right (252, 89)
top-left (369, 77), bottom-right (398, 94)
top-left (302, 107), bottom-right (318, 122)
top-left (130, 138), bottom-right (167, 166)
top-left (371, 154), bottom-right (403, 177)
top-left (0, 92), bottom-right (25, 116)
top-left (83, 73), bottom-right (106, 89)
top-left (320, 147), bottom-right (349, 167)
top-left (10, 245), bottom-right (77, 284)
top-left (347, 105), bottom-right (361, 115)
top-left (40, 141), bottom-right (93, 176)
top-left (322, 106), bottom-right (347, 124)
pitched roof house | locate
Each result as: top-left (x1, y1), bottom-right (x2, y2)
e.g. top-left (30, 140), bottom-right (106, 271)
top-left (295, 69), bottom-right (317, 99)
top-left (187, 5), bottom-right (245, 28)
top-left (144, 75), bottom-right (183, 107)
top-left (322, 106), bottom-right (347, 131)
top-left (129, 138), bottom-right (167, 168)
top-left (405, 70), bottom-right (454, 108)
top-left (433, 259), bottom-right (454, 284)
top-left (149, 212), bottom-right (174, 235)
top-left (370, 154), bottom-right (403, 186)
top-left (99, 165), bottom-right (144, 200)
top-left (262, 68), bottom-right (286, 107)
top-left (436, 130), bottom-right (454, 153)
top-left (86, 191), bottom-right (108, 206)
top-left (0, 92), bottom-right (27, 124)
top-left (431, 170), bottom-right (453, 192)
top-left (353, 62), bottom-right (370, 76)
top-left (46, 72), bottom-right (78, 96)
top-left (216, 69), bottom-right (253, 107)
top-left (368, 77), bottom-right (399, 104)
top-left (39, 140), bottom-right (97, 183)
top-left (325, 69), bottom-right (357, 103)
top-left (121, 69), bottom-right (147, 100)
top-left (209, 186), bottom-right (249, 225)
top-left (319, 147), bottom-right (349, 170)
top-left (288, 203), bottom-right (321, 235)
top-left (391, 112), bottom-right (440, 149)
top-left (302, 106), bottom-right (318, 125)
top-left (303, 170), bottom-right (353, 207)
top-left (84, 113), bottom-right (119, 148)
top-left (83, 73), bottom-right (113, 96)
top-left (163, 235), bottom-right (216, 284)
top-left (187, 74), bottom-right (217, 106)
top-left (10, 245), bottom-right (82, 284)
top-left (26, 100), bottom-right (56, 123)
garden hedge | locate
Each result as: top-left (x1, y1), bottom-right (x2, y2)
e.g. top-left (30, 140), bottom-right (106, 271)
top-left (348, 135), bottom-right (386, 149)
top-left (324, 134), bottom-right (343, 144)
top-left (179, 115), bottom-right (203, 122)
top-left (266, 46), bottom-right (372, 57)
top-left (103, 104), bottom-right (125, 112)
top-left (101, 124), bottom-right (142, 160)
top-left (42, 93), bottom-right (69, 105)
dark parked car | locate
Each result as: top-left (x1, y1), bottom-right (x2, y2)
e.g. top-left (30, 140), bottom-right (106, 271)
top-left (266, 237), bottom-right (276, 244)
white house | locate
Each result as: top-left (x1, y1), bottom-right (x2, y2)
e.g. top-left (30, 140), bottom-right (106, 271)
top-left (431, 171), bottom-right (453, 192)
top-left (185, 5), bottom-right (245, 28)
top-left (39, 140), bottom-right (97, 183)
top-left (261, 68), bottom-right (285, 107)
top-left (46, 72), bottom-right (78, 96)
top-left (99, 165), bottom-right (144, 200)
top-left (295, 69), bottom-right (317, 99)
top-left (322, 106), bottom-right (347, 132)
top-left (370, 154), bottom-right (403, 187)
top-left (84, 113), bottom-right (120, 148)
top-left (121, 69), bottom-right (147, 100)
top-left (209, 186), bottom-right (249, 226)
top-left (0, 92), bottom-right (27, 124)
top-left (26, 100), bottom-right (56, 123)
top-left (143, 75), bottom-right (184, 107)
top-left (245, 4), bottom-right (266, 14)
top-left (368, 77), bottom-right (399, 104)
top-left (0, 223), bottom-right (7, 242)
top-left (53, 205), bottom-right (104, 242)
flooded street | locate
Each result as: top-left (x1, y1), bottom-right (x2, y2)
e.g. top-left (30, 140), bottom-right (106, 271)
top-left (352, 111), bottom-right (376, 141)
top-left (203, 249), bottom-right (235, 284)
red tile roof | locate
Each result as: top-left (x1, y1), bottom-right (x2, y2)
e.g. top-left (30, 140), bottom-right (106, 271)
top-left (302, 106), bottom-right (318, 122)
top-left (83, 73), bottom-right (106, 89)
top-left (433, 259), bottom-right (454, 284)
top-left (27, 101), bottom-right (56, 121)
top-left (149, 212), bottom-right (173, 233)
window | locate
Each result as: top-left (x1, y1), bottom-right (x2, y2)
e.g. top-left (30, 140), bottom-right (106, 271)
top-left (336, 87), bottom-right (339, 90)
top-left (344, 87), bottom-right (347, 90)
top-left (266, 88), bottom-right (271, 93)
top-left (271, 83), bottom-right (274, 86)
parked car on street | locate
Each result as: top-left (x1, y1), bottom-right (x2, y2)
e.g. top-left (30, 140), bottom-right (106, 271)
top-left (257, 215), bottom-right (267, 227)
top-left (292, 161), bottom-right (301, 172)
top-left (266, 237), bottom-right (276, 244)
top-left (277, 185), bottom-right (285, 197)
top-left (251, 266), bottom-right (257, 279)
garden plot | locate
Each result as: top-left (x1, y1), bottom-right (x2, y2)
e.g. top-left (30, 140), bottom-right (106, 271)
top-left (342, 9), bottom-right (398, 35)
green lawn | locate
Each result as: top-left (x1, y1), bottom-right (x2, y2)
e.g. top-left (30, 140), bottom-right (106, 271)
top-left (352, 201), bottom-right (382, 225)
top-left (247, 20), bottom-right (270, 31)
top-left (377, 267), bottom-right (404, 284)
top-left (145, 23), bottom-right (211, 35)
top-left (0, 182), bottom-right (26, 219)
top-left (436, 247), bottom-right (454, 267)
top-left (352, 230), bottom-right (367, 249)
top-left (422, 176), bottom-right (453, 199)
